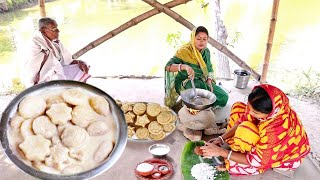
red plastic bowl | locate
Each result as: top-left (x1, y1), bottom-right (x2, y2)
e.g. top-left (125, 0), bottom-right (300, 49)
top-left (158, 165), bottom-right (170, 175)
top-left (151, 172), bottom-right (161, 179)
top-left (135, 162), bottom-right (154, 177)
top-left (134, 158), bottom-right (174, 180)
top-left (194, 146), bottom-right (204, 156)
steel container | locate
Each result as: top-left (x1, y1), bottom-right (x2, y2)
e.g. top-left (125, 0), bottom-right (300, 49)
top-left (233, 69), bottom-right (251, 89)
top-left (0, 80), bottom-right (127, 180)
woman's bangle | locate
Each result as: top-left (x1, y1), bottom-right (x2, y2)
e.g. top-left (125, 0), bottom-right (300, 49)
top-left (178, 64), bottom-right (182, 72)
top-left (227, 150), bottom-right (233, 160)
top-left (218, 136), bottom-right (225, 144)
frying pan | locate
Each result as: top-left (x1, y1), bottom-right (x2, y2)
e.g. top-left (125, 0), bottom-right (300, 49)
top-left (180, 88), bottom-right (216, 110)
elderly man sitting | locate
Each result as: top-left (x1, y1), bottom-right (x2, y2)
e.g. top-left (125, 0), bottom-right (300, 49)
top-left (24, 17), bottom-right (90, 86)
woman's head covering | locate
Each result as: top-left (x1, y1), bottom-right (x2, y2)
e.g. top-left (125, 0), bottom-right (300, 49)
top-left (174, 26), bottom-right (208, 78)
top-left (252, 84), bottom-right (289, 119)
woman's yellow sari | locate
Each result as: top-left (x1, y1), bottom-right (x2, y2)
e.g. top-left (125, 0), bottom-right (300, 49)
top-left (225, 84), bottom-right (310, 175)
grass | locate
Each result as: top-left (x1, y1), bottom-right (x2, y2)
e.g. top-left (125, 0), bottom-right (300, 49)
top-left (0, 78), bottom-right (25, 95)
top-left (267, 65), bottom-right (320, 102)
top-left (0, 30), bottom-right (15, 64)
top-left (288, 68), bottom-right (320, 101)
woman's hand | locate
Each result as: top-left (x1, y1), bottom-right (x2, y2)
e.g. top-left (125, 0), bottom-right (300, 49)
top-left (206, 79), bottom-right (213, 92)
top-left (208, 137), bottom-right (223, 146)
top-left (183, 65), bottom-right (194, 80)
top-left (200, 142), bottom-right (223, 157)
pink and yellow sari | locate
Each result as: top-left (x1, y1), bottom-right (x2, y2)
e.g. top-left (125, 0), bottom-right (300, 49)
top-left (225, 84), bottom-right (310, 175)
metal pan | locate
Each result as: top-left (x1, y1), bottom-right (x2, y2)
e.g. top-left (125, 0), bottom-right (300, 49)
top-left (0, 80), bottom-right (127, 180)
top-left (180, 88), bottom-right (216, 110)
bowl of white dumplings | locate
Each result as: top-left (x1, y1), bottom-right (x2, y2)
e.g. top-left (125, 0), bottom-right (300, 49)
top-left (0, 80), bottom-right (127, 180)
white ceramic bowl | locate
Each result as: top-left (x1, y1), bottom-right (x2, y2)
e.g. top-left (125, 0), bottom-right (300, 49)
top-left (148, 144), bottom-right (170, 157)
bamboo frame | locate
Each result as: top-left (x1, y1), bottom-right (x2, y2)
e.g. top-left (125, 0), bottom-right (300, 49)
top-left (260, 0), bottom-right (280, 83)
top-left (39, 0), bottom-right (46, 17)
top-left (142, 0), bottom-right (261, 80)
top-left (71, 0), bottom-right (261, 80)
top-left (72, 0), bottom-right (192, 59)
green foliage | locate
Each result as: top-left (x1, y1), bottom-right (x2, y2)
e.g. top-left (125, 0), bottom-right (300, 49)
top-left (0, 31), bottom-right (15, 53)
top-left (166, 32), bottom-right (186, 50)
top-left (194, 0), bottom-right (209, 14)
top-left (227, 31), bottom-right (241, 48)
top-left (5, 0), bottom-right (38, 10)
top-left (6, 0), bottom-right (21, 9)
top-left (0, 78), bottom-right (25, 95)
top-left (289, 68), bottom-right (320, 99)
top-left (149, 65), bottom-right (160, 76)
top-left (194, 140), bottom-right (205, 146)
top-left (9, 77), bottom-right (26, 94)
top-left (6, 0), bottom-right (13, 9)
top-left (0, 30), bottom-right (15, 64)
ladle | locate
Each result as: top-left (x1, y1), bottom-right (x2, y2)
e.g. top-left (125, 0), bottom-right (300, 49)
top-left (190, 78), bottom-right (197, 99)
top-left (189, 79), bottom-right (203, 105)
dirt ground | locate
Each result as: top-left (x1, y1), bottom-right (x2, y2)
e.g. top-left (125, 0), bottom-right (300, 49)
top-left (86, 77), bottom-right (320, 172)
top-left (87, 77), bottom-right (320, 161)
top-left (0, 78), bottom-right (319, 179)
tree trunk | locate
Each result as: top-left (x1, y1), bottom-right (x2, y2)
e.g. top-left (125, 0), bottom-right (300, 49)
top-left (72, 0), bottom-right (192, 59)
top-left (211, 0), bottom-right (231, 79)
top-left (39, 0), bottom-right (46, 17)
top-left (142, 0), bottom-right (260, 80)
top-left (260, 0), bottom-right (280, 83)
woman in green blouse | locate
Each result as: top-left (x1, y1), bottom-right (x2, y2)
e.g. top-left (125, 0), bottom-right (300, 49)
top-left (165, 26), bottom-right (228, 108)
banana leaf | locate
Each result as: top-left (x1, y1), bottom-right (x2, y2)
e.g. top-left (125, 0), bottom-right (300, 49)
top-left (180, 141), bottom-right (229, 180)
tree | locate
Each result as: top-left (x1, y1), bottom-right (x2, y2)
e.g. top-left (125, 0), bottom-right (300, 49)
top-left (206, 0), bottom-right (231, 79)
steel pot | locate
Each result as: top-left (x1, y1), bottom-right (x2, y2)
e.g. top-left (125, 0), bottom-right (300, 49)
top-left (233, 69), bottom-right (251, 89)
top-left (0, 80), bottom-right (127, 180)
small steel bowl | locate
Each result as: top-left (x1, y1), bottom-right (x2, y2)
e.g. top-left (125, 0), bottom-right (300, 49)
top-left (149, 144), bottom-right (170, 158)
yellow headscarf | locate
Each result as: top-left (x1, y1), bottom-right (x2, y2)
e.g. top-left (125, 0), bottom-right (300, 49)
top-left (174, 27), bottom-right (208, 78)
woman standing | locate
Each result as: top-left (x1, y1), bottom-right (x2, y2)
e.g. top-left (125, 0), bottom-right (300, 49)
top-left (165, 26), bottom-right (228, 108)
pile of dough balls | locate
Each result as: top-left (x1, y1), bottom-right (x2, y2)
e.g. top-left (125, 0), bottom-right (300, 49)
top-left (9, 88), bottom-right (116, 175)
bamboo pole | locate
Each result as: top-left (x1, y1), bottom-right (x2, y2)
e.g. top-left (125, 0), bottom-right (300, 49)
top-left (260, 0), bottom-right (280, 83)
top-left (39, 0), bottom-right (46, 17)
top-left (142, 0), bottom-right (261, 80)
top-left (72, 0), bottom-right (191, 59)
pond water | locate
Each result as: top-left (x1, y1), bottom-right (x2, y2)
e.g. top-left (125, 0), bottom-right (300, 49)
top-left (0, 0), bottom-right (215, 79)
top-left (1, 0), bottom-right (320, 92)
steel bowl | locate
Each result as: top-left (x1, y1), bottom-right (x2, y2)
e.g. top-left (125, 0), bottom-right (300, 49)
top-left (0, 80), bottom-right (127, 180)
top-left (148, 144), bottom-right (170, 158)
top-left (180, 88), bottom-right (216, 110)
